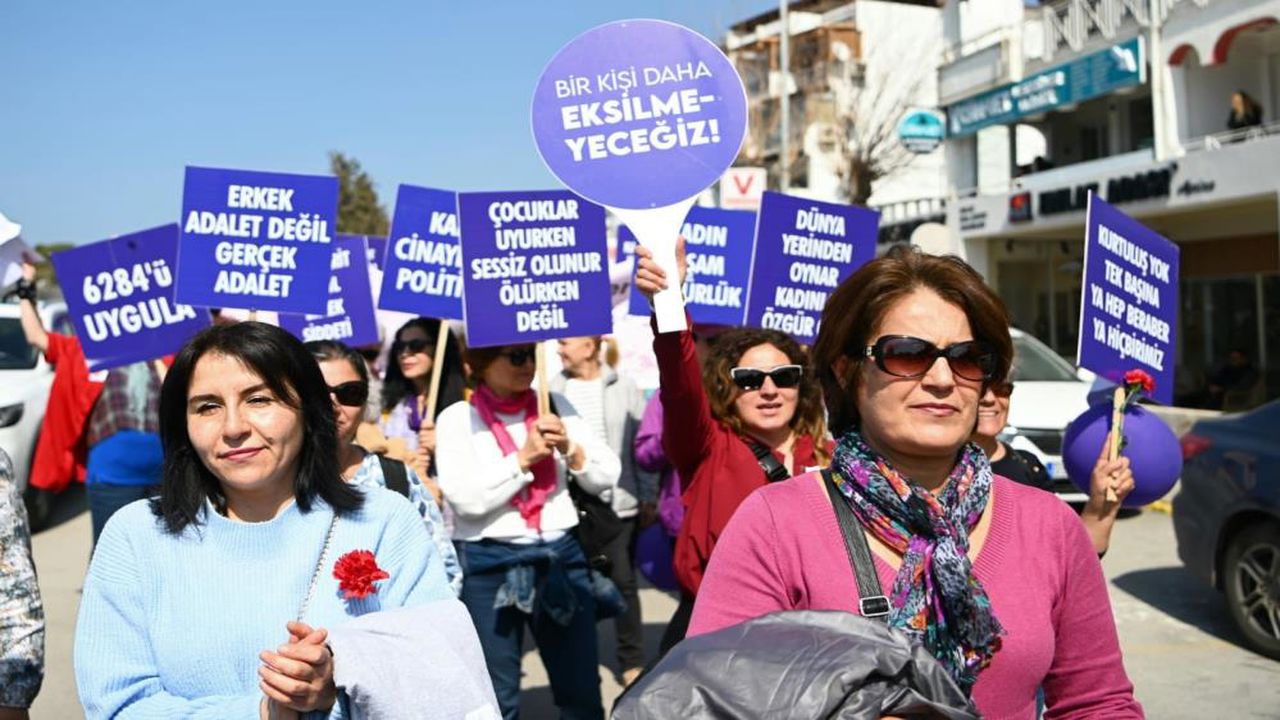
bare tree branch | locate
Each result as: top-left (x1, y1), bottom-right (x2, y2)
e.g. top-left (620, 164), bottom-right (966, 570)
top-left (835, 38), bottom-right (934, 204)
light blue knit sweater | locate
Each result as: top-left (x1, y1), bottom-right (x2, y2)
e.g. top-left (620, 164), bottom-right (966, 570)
top-left (74, 486), bottom-right (454, 719)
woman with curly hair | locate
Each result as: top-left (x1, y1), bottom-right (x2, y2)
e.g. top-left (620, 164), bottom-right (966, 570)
top-left (634, 242), bottom-right (831, 649)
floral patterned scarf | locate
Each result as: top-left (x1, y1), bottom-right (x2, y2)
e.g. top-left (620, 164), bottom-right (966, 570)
top-left (829, 430), bottom-right (1003, 695)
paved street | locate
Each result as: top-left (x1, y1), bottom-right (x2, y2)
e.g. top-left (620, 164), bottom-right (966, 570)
top-left (28, 490), bottom-right (1280, 719)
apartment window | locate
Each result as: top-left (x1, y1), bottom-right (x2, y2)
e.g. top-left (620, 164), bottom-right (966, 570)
top-left (1129, 97), bottom-right (1154, 151)
top-left (1079, 125), bottom-right (1108, 161)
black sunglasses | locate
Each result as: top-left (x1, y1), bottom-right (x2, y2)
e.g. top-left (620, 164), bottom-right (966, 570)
top-left (328, 381), bottom-right (369, 408)
top-left (397, 337), bottom-right (432, 355)
top-left (503, 348), bottom-right (536, 366)
top-left (864, 335), bottom-right (997, 382)
top-left (730, 364), bottom-right (803, 391)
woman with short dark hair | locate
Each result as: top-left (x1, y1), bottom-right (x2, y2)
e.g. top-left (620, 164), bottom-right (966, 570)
top-left (74, 322), bottom-right (455, 719)
top-left (689, 246), bottom-right (1143, 718)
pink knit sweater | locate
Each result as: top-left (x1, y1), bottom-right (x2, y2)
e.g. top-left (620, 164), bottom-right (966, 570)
top-left (688, 473), bottom-right (1143, 720)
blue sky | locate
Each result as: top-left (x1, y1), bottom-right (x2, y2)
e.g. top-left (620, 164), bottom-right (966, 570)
top-left (2, 1), bottom-right (775, 245)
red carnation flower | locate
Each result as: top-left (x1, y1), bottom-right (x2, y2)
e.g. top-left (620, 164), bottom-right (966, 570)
top-left (333, 550), bottom-right (389, 600)
top-left (1124, 369), bottom-right (1156, 395)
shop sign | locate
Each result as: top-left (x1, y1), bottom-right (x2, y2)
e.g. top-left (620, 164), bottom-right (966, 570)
top-left (1039, 167), bottom-right (1172, 217)
top-left (897, 110), bottom-right (945, 154)
top-left (1008, 191), bottom-right (1033, 223)
top-left (958, 203), bottom-right (989, 232)
top-left (945, 37), bottom-right (1145, 137)
top-left (720, 167), bottom-right (767, 210)
top-left (1175, 179), bottom-right (1216, 197)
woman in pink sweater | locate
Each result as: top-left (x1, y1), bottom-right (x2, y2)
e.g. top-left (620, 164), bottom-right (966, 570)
top-left (689, 246), bottom-right (1143, 719)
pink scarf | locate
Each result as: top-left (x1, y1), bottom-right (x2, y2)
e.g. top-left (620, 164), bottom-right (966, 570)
top-left (470, 384), bottom-right (558, 531)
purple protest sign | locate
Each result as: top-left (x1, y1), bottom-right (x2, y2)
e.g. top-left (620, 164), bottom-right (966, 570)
top-left (50, 224), bottom-right (210, 371)
top-left (364, 235), bottom-right (388, 268)
top-left (1077, 194), bottom-right (1179, 404)
top-left (458, 190), bottom-right (611, 348)
top-left (176, 166), bottom-right (337, 314)
top-left (531, 19), bottom-right (748, 211)
top-left (378, 185), bottom-right (463, 320)
top-left (743, 192), bottom-right (879, 344)
top-left (623, 206), bottom-right (756, 326)
top-left (278, 235), bottom-right (379, 348)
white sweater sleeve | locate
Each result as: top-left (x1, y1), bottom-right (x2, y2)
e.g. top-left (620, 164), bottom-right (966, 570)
top-left (435, 401), bottom-right (535, 519)
top-left (556, 393), bottom-right (621, 498)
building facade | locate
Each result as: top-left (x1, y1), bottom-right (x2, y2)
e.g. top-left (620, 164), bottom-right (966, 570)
top-left (724, 0), bottom-right (949, 239)
top-left (939, 0), bottom-right (1280, 409)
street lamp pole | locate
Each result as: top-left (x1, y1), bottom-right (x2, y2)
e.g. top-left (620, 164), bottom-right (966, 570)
top-left (779, 0), bottom-right (790, 191)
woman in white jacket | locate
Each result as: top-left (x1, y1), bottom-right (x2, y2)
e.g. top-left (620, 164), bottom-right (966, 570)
top-left (435, 342), bottom-right (620, 720)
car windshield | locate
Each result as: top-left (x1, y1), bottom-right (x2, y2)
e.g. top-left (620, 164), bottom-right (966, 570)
top-left (0, 318), bottom-right (39, 370)
top-left (1012, 334), bottom-right (1079, 382)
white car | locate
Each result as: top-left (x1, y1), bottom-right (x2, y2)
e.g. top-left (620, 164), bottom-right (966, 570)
top-left (1002, 328), bottom-right (1093, 502)
top-left (0, 299), bottom-right (74, 493)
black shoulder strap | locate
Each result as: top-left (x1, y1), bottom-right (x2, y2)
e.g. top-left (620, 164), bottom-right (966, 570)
top-left (821, 470), bottom-right (889, 621)
top-left (748, 439), bottom-right (790, 483)
top-left (378, 455), bottom-right (411, 499)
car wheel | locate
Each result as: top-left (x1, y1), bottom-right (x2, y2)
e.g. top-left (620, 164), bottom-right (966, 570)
top-left (1223, 522), bottom-right (1280, 661)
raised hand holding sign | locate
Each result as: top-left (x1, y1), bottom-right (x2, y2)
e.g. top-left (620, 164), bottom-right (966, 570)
top-left (51, 224), bottom-right (210, 370)
top-left (1063, 194), bottom-right (1182, 508)
top-left (531, 19), bottom-right (748, 333)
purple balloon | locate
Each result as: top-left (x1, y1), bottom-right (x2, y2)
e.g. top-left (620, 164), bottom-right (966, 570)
top-left (635, 523), bottom-right (679, 592)
top-left (531, 19), bottom-right (748, 210)
top-left (1062, 403), bottom-right (1182, 507)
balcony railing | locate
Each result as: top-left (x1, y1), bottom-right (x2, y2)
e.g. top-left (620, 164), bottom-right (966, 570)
top-left (1182, 120), bottom-right (1280, 153)
top-left (874, 197), bottom-right (948, 225)
top-left (1030, 0), bottom-right (1211, 63)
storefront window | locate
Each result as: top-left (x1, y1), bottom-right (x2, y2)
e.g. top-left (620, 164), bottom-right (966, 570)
top-left (997, 251), bottom-right (1083, 359)
top-left (1178, 276), bottom-right (1271, 409)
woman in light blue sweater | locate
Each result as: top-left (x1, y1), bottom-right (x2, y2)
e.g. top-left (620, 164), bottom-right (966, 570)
top-left (74, 322), bottom-right (456, 719)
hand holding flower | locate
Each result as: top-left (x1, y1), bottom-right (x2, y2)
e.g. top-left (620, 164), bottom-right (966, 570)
top-left (1106, 369), bottom-right (1157, 502)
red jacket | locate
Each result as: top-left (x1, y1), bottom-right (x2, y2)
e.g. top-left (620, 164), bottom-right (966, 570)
top-left (656, 327), bottom-right (822, 596)
top-left (30, 334), bottom-right (104, 492)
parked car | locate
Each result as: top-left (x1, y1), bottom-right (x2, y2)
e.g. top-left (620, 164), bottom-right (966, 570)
top-left (1002, 328), bottom-right (1093, 502)
top-left (0, 300), bottom-right (73, 495)
top-left (1173, 400), bottom-right (1280, 660)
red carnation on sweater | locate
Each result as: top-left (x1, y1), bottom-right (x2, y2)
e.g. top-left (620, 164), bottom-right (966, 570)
top-left (1123, 369), bottom-right (1155, 395)
top-left (333, 550), bottom-right (389, 600)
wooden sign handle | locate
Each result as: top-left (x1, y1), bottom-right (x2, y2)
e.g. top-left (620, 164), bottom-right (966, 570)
top-left (1106, 385), bottom-right (1125, 502)
top-left (536, 342), bottom-right (550, 417)
top-left (424, 325), bottom-right (451, 420)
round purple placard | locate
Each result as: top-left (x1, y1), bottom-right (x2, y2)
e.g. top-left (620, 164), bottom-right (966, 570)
top-left (531, 19), bottom-right (748, 210)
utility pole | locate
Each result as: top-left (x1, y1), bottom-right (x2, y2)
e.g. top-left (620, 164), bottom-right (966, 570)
top-left (779, 0), bottom-right (791, 191)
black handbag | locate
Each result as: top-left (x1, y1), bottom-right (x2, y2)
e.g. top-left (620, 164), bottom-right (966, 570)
top-left (546, 397), bottom-right (626, 574)
top-left (567, 475), bottom-right (626, 574)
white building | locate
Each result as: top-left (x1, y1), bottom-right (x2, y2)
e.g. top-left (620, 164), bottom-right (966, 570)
top-left (724, 0), bottom-right (949, 242)
top-left (939, 0), bottom-right (1280, 408)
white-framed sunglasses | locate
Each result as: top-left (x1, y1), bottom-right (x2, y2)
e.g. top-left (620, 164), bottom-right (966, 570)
top-left (729, 364), bottom-right (803, 391)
